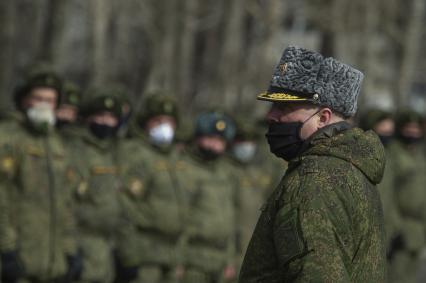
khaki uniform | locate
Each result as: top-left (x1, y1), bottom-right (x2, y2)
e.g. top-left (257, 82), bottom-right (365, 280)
top-left (223, 157), bottom-right (276, 269)
top-left (0, 119), bottom-right (77, 282)
top-left (176, 149), bottom-right (237, 283)
top-left (254, 133), bottom-right (287, 197)
top-left (387, 141), bottom-right (426, 283)
top-left (117, 138), bottom-right (186, 283)
top-left (67, 129), bottom-right (124, 283)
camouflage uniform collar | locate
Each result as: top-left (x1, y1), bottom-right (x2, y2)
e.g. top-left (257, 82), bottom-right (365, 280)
top-left (134, 131), bottom-right (175, 155)
top-left (287, 121), bottom-right (352, 166)
top-left (81, 128), bottom-right (116, 150)
top-left (299, 124), bottom-right (386, 184)
top-left (186, 146), bottom-right (221, 168)
top-left (225, 154), bottom-right (251, 167)
top-left (307, 121), bottom-right (352, 145)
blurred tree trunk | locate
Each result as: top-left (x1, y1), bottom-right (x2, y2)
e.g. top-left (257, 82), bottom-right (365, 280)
top-left (396, 0), bottom-right (425, 107)
top-left (144, 0), bottom-right (180, 94)
top-left (0, 1), bottom-right (15, 107)
top-left (216, 0), bottom-right (245, 109)
top-left (178, 0), bottom-right (198, 109)
top-left (91, 0), bottom-right (113, 85)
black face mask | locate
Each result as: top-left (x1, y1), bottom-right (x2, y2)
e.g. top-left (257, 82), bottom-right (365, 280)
top-left (399, 135), bottom-right (424, 145)
top-left (56, 119), bottom-right (72, 129)
top-left (265, 110), bottom-right (319, 161)
top-left (378, 135), bottom-right (393, 146)
top-left (198, 147), bottom-right (221, 161)
top-left (89, 123), bottom-right (117, 139)
top-left (266, 122), bottom-right (305, 161)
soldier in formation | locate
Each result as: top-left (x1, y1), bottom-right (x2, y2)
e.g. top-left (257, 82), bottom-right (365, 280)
top-left (2, 46), bottom-right (426, 283)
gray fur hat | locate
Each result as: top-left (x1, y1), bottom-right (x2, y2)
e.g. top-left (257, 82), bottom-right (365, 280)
top-left (258, 46), bottom-right (364, 117)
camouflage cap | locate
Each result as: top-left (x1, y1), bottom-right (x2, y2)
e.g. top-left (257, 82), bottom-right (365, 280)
top-left (81, 87), bottom-right (123, 118)
top-left (62, 81), bottom-right (82, 107)
top-left (138, 93), bottom-right (179, 126)
top-left (233, 115), bottom-right (261, 141)
top-left (195, 111), bottom-right (236, 142)
top-left (359, 109), bottom-right (393, 131)
top-left (395, 109), bottom-right (423, 130)
top-left (258, 46), bottom-right (364, 117)
top-left (14, 70), bottom-right (63, 110)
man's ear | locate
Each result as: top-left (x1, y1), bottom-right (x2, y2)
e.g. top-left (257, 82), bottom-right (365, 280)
top-left (317, 108), bottom-right (332, 128)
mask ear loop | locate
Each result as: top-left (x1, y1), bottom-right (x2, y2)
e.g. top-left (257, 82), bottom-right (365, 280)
top-left (298, 108), bottom-right (322, 138)
top-left (302, 108), bottom-right (322, 124)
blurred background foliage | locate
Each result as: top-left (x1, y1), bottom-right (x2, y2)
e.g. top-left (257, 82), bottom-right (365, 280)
top-left (0, 0), bottom-right (425, 118)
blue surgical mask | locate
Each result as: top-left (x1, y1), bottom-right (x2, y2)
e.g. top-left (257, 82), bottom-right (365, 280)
top-left (148, 123), bottom-right (175, 146)
top-left (232, 142), bottom-right (257, 163)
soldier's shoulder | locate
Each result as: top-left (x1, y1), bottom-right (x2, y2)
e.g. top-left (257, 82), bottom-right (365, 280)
top-left (0, 119), bottom-right (28, 144)
top-left (288, 156), bottom-right (357, 202)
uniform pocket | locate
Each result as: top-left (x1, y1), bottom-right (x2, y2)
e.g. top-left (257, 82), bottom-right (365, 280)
top-left (274, 207), bottom-right (305, 266)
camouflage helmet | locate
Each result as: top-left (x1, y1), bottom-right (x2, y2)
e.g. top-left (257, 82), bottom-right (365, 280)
top-left (14, 69), bottom-right (63, 111)
top-left (359, 109), bottom-right (393, 131)
top-left (194, 111), bottom-right (236, 142)
top-left (81, 87), bottom-right (123, 118)
top-left (138, 93), bottom-right (179, 127)
top-left (233, 115), bottom-right (261, 141)
top-left (395, 109), bottom-right (423, 131)
top-left (61, 81), bottom-right (82, 107)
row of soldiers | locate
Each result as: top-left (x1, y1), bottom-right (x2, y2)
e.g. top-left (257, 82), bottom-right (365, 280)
top-left (0, 69), bottom-right (284, 283)
top-left (359, 109), bottom-right (426, 282)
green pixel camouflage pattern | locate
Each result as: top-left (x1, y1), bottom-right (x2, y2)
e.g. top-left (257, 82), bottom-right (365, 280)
top-left (239, 122), bottom-right (386, 282)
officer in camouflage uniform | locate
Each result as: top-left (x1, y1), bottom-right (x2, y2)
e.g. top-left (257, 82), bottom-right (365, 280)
top-left (56, 81), bottom-right (85, 144)
top-left (176, 111), bottom-right (237, 283)
top-left (239, 46), bottom-right (386, 282)
top-left (359, 109), bottom-right (402, 258)
top-left (386, 110), bottom-right (426, 283)
top-left (223, 116), bottom-right (275, 269)
top-left (0, 71), bottom-right (81, 283)
top-left (68, 88), bottom-right (126, 283)
top-left (115, 94), bottom-right (185, 283)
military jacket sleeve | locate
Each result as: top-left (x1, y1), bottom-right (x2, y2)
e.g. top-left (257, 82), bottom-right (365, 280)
top-left (274, 169), bottom-right (353, 282)
top-left (279, 194), bottom-right (350, 282)
top-left (0, 143), bottom-right (19, 251)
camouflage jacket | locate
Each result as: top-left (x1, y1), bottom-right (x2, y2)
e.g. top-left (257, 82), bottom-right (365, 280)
top-left (116, 137), bottom-right (186, 267)
top-left (222, 157), bottom-right (278, 266)
top-left (176, 148), bottom-right (238, 273)
top-left (0, 119), bottom-right (77, 280)
top-left (239, 122), bottom-right (386, 283)
top-left (67, 129), bottom-right (124, 236)
top-left (386, 140), bottom-right (426, 253)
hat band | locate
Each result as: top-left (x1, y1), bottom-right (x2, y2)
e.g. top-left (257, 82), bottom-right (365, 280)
top-left (257, 87), bottom-right (318, 102)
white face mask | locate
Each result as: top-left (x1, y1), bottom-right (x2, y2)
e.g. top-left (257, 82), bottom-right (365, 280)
top-left (148, 123), bottom-right (175, 146)
top-left (232, 142), bottom-right (257, 163)
top-left (27, 102), bottom-right (56, 129)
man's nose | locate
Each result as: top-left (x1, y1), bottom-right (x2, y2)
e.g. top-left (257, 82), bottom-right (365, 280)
top-left (266, 107), bottom-right (280, 123)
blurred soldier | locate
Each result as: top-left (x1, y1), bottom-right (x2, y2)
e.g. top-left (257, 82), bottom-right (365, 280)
top-left (0, 70), bottom-right (81, 283)
top-left (386, 110), bottom-right (426, 283)
top-left (176, 111), bottom-right (237, 283)
top-left (69, 88), bottom-right (126, 283)
top-left (115, 94), bottom-right (185, 283)
top-left (224, 116), bottom-right (273, 269)
top-left (111, 85), bottom-right (132, 139)
top-left (253, 116), bottom-right (287, 197)
top-left (56, 81), bottom-right (81, 129)
top-left (360, 109), bottom-right (401, 256)
top-left (56, 81), bottom-right (85, 143)
top-left (239, 46), bottom-right (386, 282)
top-left (360, 109), bottom-right (395, 146)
